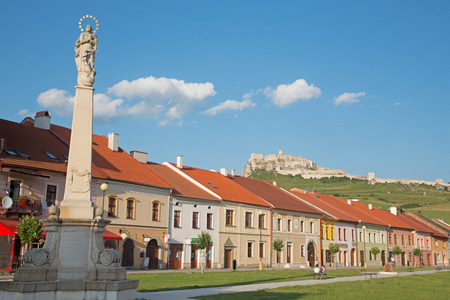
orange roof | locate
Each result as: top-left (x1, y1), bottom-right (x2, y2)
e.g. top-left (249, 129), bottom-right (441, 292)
top-left (230, 176), bottom-right (321, 215)
top-left (396, 213), bottom-right (434, 234)
top-left (351, 201), bottom-right (413, 230)
top-left (290, 189), bottom-right (359, 223)
top-left (143, 162), bottom-right (219, 201)
top-left (166, 163), bottom-right (272, 207)
top-left (1, 119), bottom-right (171, 189)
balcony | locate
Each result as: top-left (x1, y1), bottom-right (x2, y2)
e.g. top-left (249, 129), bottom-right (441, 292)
top-left (0, 197), bottom-right (43, 219)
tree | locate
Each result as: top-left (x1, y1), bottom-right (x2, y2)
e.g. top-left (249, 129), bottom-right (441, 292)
top-left (393, 245), bottom-right (403, 267)
top-left (371, 247), bottom-right (381, 267)
top-left (413, 247), bottom-right (421, 268)
top-left (328, 243), bottom-right (340, 269)
top-left (273, 238), bottom-right (284, 268)
top-left (196, 230), bottom-right (213, 273)
top-left (16, 215), bottom-right (43, 251)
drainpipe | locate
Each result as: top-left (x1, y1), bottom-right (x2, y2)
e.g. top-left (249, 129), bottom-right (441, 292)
top-left (319, 214), bottom-right (324, 266)
top-left (269, 207), bottom-right (273, 268)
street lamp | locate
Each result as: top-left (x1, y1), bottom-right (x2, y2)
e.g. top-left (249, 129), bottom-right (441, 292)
top-left (100, 183), bottom-right (108, 217)
top-left (412, 230), bottom-right (416, 268)
top-left (362, 226), bottom-right (367, 269)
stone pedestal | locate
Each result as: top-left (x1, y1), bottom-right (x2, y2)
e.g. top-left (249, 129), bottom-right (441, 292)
top-left (0, 217), bottom-right (138, 299)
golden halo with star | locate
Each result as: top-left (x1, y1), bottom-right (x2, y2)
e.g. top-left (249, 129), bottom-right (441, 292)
top-left (78, 15), bottom-right (99, 33)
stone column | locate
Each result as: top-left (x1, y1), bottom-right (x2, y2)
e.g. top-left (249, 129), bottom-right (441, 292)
top-left (59, 86), bottom-right (95, 219)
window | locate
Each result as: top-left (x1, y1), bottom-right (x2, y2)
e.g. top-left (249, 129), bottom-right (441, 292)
top-left (226, 209), bottom-right (234, 226)
top-left (207, 213), bottom-right (213, 229)
top-left (192, 212), bottom-right (199, 229)
top-left (374, 233), bottom-right (377, 243)
top-left (258, 214), bottom-right (265, 229)
top-left (338, 228), bottom-right (342, 240)
top-left (174, 210), bottom-right (181, 228)
top-left (409, 235), bottom-right (412, 245)
top-left (331, 226), bottom-right (335, 240)
top-left (15, 150), bottom-right (30, 159)
top-left (344, 228), bottom-right (347, 241)
top-left (402, 235), bottom-right (405, 245)
top-left (368, 233), bottom-right (371, 243)
top-left (352, 229), bottom-right (355, 242)
top-left (108, 197), bottom-right (117, 217)
top-left (389, 234), bottom-right (392, 244)
top-left (43, 151), bottom-right (58, 160)
top-left (394, 234), bottom-right (397, 245)
top-left (310, 221), bottom-right (314, 233)
top-left (152, 202), bottom-right (160, 221)
top-left (360, 232), bottom-right (363, 242)
top-left (245, 212), bottom-right (253, 228)
top-left (435, 240), bottom-right (438, 247)
top-left (325, 226), bottom-right (330, 240)
top-left (301, 245), bottom-right (305, 257)
top-left (126, 199), bottom-right (135, 219)
top-left (259, 242), bottom-right (264, 258)
top-left (247, 242), bottom-right (253, 258)
top-left (301, 221), bottom-right (304, 233)
top-left (382, 234), bottom-right (385, 243)
top-left (287, 243), bottom-right (292, 263)
top-left (3, 147), bottom-right (19, 157)
top-left (287, 219), bottom-right (292, 232)
top-left (9, 180), bottom-right (21, 199)
top-left (46, 185), bottom-right (57, 207)
top-left (277, 218), bottom-right (282, 232)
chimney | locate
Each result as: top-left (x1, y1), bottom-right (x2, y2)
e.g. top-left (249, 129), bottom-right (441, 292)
top-left (418, 211), bottom-right (421, 215)
top-left (273, 181), bottom-right (277, 186)
top-left (130, 150), bottom-right (148, 163)
top-left (368, 204), bottom-right (373, 210)
top-left (347, 199), bottom-right (352, 205)
top-left (34, 111), bottom-right (51, 130)
top-left (108, 133), bottom-right (119, 151)
top-left (177, 155), bottom-right (183, 169)
top-left (231, 169), bottom-right (236, 176)
top-left (220, 168), bottom-right (227, 176)
top-left (389, 207), bottom-right (398, 215)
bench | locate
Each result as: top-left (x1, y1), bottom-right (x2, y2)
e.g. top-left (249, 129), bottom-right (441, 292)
top-left (362, 272), bottom-right (377, 279)
top-left (407, 267), bottom-right (414, 272)
top-left (435, 266), bottom-right (442, 271)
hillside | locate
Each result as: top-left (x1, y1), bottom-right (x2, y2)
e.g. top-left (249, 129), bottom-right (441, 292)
top-left (249, 170), bottom-right (450, 224)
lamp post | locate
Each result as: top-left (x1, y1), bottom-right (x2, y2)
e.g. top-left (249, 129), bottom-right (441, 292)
top-left (412, 230), bottom-right (416, 268)
top-left (100, 183), bottom-right (108, 217)
top-left (362, 226), bottom-right (367, 269)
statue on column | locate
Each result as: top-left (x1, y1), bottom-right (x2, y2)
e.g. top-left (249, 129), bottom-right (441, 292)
top-left (75, 25), bottom-right (98, 87)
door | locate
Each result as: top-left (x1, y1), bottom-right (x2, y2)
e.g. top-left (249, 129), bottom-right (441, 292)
top-left (381, 250), bottom-right (386, 266)
top-left (360, 250), bottom-right (365, 267)
top-left (169, 246), bottom-right (182, 269)
top-left (307, 243), bottom-right (315, 267)
top-left (343, 251), bottom-right (348, 266)
top-left (224, 249), bottom-right (232, 268)
top-left (351, 248), bottom-right (355, 266)
top-left (122, 238), bottom-right (135, 267)
top-left (206, 246), bottom-right (212, 268)
top-left (191, 245), bottom-right (197, 269)
top-left (402, 252), bottom-right (406, 266)
top-left (286, 243), bottom-right (291, 263)
top-left (146, 239), bottom-right (158, 269)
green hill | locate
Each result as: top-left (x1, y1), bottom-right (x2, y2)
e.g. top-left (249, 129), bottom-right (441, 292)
top-left (249, 170), bottom-right (450, 224)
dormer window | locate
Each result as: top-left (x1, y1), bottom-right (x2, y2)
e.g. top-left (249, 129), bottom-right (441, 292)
top-left (43, 151), bottom-right (58, 160)
top-left (3, 147), bottom-right (19, 157)
top-left (15, 150), bottom-right (31, 159)
top-left (207, 183), bottom-right (218, 188)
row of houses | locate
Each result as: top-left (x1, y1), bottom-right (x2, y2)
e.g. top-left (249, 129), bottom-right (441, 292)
top-left (1, 112), bottom-right (449, 271)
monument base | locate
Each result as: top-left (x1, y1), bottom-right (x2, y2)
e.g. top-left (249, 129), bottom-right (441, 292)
top-left (0, 279), bottom-right (138, 300)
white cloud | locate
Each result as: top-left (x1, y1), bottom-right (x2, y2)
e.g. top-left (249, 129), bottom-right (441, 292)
top-left (394, 102), bottom-right (400, 106)
top-left (17, 109), bottom-right (31, 117)
top-left (203, 99), bottom-right (256, 116)
top-left (265, 79), bottom-right (322, 108)
top-left (332, 92), bottom-right (366, 106)
top-left (37, 89), bottom-right (75, 116)
top-left (36, 76), bottom-right (217, 126)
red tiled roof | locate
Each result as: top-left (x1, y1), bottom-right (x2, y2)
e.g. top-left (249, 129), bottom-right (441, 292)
top-left (230, 176), bottom-right (321, 215)
top-left (351, 201), bottom-right (413, 230)
top-left (0, 119), bottom-right (170, 189)
top-left (290, 189), bottom-right (359, 222)
top-left (143, 162), bottom-right (219, 201)
top-left (166, 163), bottom-right (272, 207)
top-left (396, 214), bottom-right (434, 234)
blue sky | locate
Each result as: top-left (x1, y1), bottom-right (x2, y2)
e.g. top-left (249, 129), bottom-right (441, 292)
top-left (1, 1), bottom-right (449, 182)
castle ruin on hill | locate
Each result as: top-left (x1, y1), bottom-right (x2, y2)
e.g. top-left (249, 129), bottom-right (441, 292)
top-left (241, 150), bottom-right (449, 189)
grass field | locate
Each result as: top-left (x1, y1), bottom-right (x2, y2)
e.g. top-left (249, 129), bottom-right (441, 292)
top-left (195, 271), bottom-right (450, 300)
top-left (249, 170), bottom-right (450, 223)
top-left (127, 268), bottom-right (429, 293)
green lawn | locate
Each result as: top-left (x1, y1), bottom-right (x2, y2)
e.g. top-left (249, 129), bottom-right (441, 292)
top-left (195, 271), bottom-right (450, 300)
top-left (127, 268), bottom-right (424, 292)
top-left (249, 170), bottom-right (450, 223)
